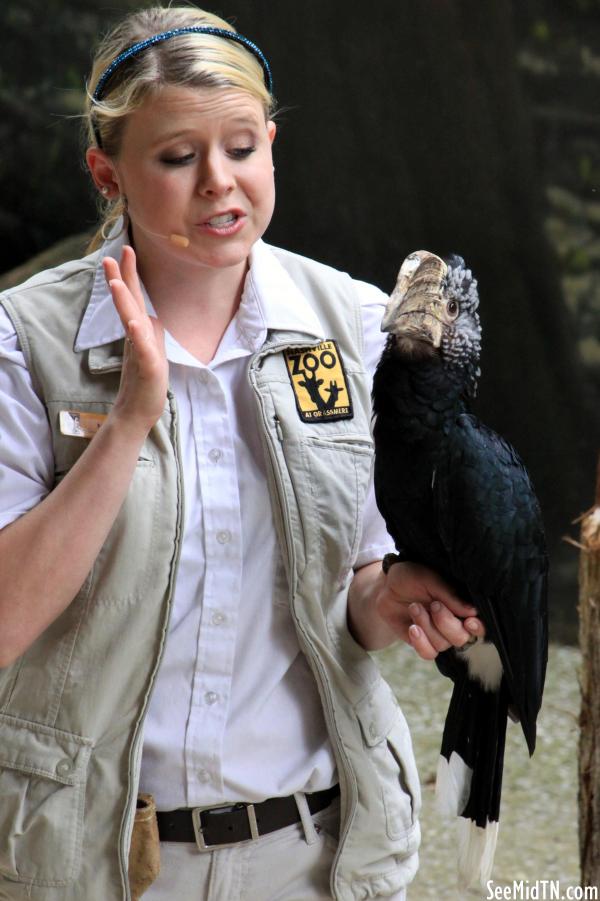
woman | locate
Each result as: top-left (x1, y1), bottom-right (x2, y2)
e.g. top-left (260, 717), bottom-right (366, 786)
top-left (0, 6), bottom-right (483, 900)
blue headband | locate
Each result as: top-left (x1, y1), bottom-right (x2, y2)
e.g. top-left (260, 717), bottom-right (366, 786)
top-left (92, 25), bottom-right (273, 104)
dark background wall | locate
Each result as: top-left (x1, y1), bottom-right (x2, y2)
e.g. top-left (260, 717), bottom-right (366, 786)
top-left (1, 0), bottom-right (599, 641)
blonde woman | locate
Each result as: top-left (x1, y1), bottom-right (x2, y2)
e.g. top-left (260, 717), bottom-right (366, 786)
top-left (0, 6), bottom-right (483, 900)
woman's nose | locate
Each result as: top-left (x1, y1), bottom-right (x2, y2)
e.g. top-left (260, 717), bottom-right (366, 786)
top-left (197, 152), bottom-right (234, 197)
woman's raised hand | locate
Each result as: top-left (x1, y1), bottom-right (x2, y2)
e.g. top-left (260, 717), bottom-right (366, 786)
top-left (103, 246), bottom-right (168, 436)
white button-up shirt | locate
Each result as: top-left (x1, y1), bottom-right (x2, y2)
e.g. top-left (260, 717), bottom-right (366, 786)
top-left (0, 234), bottom-right (394, 809)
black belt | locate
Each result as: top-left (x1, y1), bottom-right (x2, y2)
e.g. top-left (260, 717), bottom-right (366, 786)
top-left (156, 784), bottom-right (340, 850)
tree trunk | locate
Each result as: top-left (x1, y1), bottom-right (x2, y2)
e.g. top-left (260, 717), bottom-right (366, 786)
top-left (578, 455), bottom-right (600, 886)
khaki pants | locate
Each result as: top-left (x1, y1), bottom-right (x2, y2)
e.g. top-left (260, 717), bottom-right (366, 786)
top-left (144, 796), bottom-right (407, 901)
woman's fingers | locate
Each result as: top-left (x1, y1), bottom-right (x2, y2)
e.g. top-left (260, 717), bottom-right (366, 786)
top-left (407, 624), bottom-right (439, 660)
top-left (119, 245), bottom-right (146, 314)
top-left (103, 257), bottom-right (137, 329)
top-left (103, 247), bottom-right (147, 331)
top-left (101, 250), bottom-right (167, 434)
top-left (428, 600), bottom-right (474, 646)
top-left (408, 602), bottom-right (453, 653)
top-left (408, 601), bottom-right (486, 653)
top-left (125, 316), bottom-right (165, 378)
top-left (106, 277), bottom-right (141, 338)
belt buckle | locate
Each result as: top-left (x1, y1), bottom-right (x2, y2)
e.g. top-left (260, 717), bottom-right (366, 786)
top-left (191, 802), bottom-right (260, 852)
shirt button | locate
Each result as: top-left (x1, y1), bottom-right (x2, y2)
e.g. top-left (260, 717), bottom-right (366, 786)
top-left (198, 370), bottom-right (209, 384)
top-left (216, 530), bottom-right (231, 545)
top-left (369, 722), bottom-right (378, 741)
top-left (204, 691), bottom-right (219, 705)
top-left (208, 448), bottom-right (222, 463)
top-left (198, 769), bottom-right (211, 784)
top-left (211, 611), bottom-right (227, 625)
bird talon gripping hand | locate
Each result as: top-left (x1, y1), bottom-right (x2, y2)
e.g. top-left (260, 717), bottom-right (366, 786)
top-left (372, 251), bottom-right (548, 888)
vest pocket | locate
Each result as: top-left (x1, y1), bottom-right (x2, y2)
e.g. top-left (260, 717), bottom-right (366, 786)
top-left (0, 713), bottom-right (92, 887)
top-left (301, 434), bottom-right (374, 578)
top-left (355, 679), bottom-right (421, 846)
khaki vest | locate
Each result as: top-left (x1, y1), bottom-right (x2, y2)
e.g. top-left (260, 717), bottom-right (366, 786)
top-left (0, 245), bottom-right (420, 901)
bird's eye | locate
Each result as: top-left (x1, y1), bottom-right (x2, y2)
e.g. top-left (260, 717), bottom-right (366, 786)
top-left (447, 299), bottom-right (459, 318)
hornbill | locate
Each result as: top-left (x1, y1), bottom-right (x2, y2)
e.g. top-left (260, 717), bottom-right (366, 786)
top-left (372, 251), bottom-right (548, 887)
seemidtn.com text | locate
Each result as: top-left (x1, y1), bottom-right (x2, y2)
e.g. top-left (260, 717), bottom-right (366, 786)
top-left (486, 881), bottom-right (598, 901)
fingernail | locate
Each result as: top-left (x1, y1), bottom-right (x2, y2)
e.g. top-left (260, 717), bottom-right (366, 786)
top-left (431, 601), bottom-right (441, 613)
top-left (466, 619), bottom-right (479, 632)
top-left (408, 625), bottom-right (420, 639)
top-left (409, 603), bottom-right (421, 616)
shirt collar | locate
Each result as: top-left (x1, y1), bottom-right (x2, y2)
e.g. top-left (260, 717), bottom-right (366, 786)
top-left (239, 239), bottom-right (324, 343)
top-left (75, 225), bottom-right (325, 358)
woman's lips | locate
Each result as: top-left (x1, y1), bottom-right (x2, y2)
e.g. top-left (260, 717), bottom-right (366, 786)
top-left (196, 210), bottom-right (246, 235)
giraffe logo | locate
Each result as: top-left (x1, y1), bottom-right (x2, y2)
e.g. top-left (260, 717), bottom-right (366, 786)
top-left (284, 340), bottom-right (353, 423)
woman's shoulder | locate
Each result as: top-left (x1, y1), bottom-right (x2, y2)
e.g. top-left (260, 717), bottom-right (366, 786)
top-left (0, 249), bottom-right (101, 324)
top-left (264, 243), bottom-right (389, 307)
top-left (2, 251), bottom-right (99, 299)
top-left (262, 242), bottom-right (389, 371)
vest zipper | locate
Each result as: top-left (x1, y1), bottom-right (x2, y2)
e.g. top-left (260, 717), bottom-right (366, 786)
top-left (248, 346), bottom-right (357, 893)
top-left (119, 391), bottom-right (185, 899)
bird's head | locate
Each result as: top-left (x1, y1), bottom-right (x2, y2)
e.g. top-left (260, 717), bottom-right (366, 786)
top-left (381, 251), bottom-right (482, 389)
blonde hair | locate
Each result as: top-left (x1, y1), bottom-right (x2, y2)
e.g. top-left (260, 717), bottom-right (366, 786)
top-left (85, 5), bottom-right (275, 250)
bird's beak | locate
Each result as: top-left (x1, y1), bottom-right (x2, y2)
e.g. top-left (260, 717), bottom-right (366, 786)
top-left (382, 251), bottom-right (448, 349)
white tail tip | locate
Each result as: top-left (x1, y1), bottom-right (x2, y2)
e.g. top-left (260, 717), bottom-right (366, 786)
top-left (435, 752), bottom-right (472, 817)
top-left (457, 817), bottom-right (499, 889)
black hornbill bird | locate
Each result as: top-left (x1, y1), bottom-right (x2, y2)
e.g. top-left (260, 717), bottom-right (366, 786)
top-left (372, 250), bottom-right (548, 887)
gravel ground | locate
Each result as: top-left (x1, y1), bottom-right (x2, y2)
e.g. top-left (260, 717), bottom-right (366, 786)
top-left (373, 642), bottom-right (582, 899)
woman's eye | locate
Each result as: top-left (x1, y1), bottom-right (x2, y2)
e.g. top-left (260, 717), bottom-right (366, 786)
top-left (161, 153), bottom-right (195, 166)
top-left (229, 146), bottom-right (256, 159)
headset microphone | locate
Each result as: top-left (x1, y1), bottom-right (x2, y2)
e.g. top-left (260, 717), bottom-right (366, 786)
top-left (128, 216), bottom-right (190, 248)
top-left (169, 233), bottom-right (190, 248)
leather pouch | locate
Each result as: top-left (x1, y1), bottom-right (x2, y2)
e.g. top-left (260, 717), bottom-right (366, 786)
top-left (128, 793), bottom-right (161, 900)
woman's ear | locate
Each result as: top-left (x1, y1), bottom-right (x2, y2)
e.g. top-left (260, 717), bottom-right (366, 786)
top-left (267, 120), bottom-right (276, 145)
top-left (86, 146), bottom-right (121, 199)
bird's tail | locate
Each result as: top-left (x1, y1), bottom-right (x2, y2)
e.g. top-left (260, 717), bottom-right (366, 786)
top-left (435, 672), bottom-right (509, 888)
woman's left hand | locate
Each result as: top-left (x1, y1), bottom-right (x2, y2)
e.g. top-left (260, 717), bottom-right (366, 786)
top-left (378, 561), bottom-right (485, 659)
top-left (347, 559), bottom-right (486, 657)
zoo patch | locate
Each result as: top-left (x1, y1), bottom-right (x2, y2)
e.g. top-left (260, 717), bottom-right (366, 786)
top-left (284, 340), bottom-right (353, 423)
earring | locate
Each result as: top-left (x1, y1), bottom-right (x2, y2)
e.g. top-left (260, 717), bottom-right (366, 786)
top-left (100, 186), bottom-right (109, 197)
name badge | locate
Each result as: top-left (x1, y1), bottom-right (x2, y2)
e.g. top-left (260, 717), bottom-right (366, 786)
top-left (284, 340), bottom-right (353, 423)
top-left (59, 410), bottom-right (107, 439)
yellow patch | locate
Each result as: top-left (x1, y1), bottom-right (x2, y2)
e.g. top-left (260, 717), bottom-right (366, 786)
top-left (59, 410), bottom-right (107, 439)
top-left (284, 340), bottom-right (353, 423)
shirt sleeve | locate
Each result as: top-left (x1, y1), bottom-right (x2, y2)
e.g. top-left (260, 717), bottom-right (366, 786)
top-left (352, 279), bottom-right (396, 569)
top-left (0, 306), bottom-right (54, 529)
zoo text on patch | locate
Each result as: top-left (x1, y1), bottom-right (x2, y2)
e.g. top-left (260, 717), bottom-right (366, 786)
top-left (284, 340), bottom-right (353, 423)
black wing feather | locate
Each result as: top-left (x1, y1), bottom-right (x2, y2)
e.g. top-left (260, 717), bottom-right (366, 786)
top-left (432, 413), bottom-right (548, 752)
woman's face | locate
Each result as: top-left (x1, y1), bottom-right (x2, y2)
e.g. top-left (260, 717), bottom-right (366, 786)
top-left (106, 85), bottom-right (276, 275)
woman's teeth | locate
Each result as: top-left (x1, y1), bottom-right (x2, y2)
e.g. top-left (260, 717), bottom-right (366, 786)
top-left (206, 213), bottom-right (237, 227)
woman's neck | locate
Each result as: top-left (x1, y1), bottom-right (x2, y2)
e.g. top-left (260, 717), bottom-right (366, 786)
top-left (136, 249), bottom-right (248, 365)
